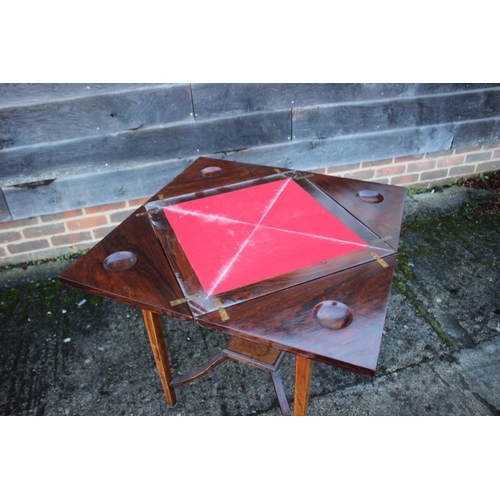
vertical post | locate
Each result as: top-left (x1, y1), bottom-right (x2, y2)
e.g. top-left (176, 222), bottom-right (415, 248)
top-left (294, 356), bottom-right (313, 416)
top-left (142, 309), bottom-right (177, 407)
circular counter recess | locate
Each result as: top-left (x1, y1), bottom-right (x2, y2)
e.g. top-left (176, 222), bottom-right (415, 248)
top-left (313, 300), bottom-right (353, 330)
top-left (201, 166), bottom-right (222, 177)
top-left (103, 251), bottom-right (137, 272)
top-left (356, 190), bottom-right (384, 203)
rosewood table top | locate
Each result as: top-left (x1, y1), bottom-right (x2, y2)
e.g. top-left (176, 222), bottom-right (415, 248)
top-left (60, 157), bottom-right (406, 414)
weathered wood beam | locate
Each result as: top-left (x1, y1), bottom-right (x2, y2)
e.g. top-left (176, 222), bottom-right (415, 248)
top-left (292, 89), bottom-right (500, 140)
top-left (6, 118), bottom-right (500, 221)
top-left (191, 83), bottom-right (500, 118)
top-left (0, 84), bottom-right (193, 149)
top-left (0, 83), bottom-right (169, 107)
top-left (222, 118), bottom-right (500, 169)
top-left (210, 121), bottom-right (457, 170)
top-left (3, 157), bottom-right (191, 220)
top-left (0, 110), bottom-right (291, 185)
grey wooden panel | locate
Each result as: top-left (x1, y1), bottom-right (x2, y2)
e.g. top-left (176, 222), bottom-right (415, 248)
top-left (292, 88), bottom-right (500, 140)
top-left (207, 123), bottom-right (456, 170)
top-left (0, 84), bottom-right (193, 149)
top-left (0, 110), bottom-right (291, 185)
top-left (214, 118), bottom-right (500, 171)
top-left (192, 83), bottom-right (500, 118)
top-left (0, 188), bottom-right (11, 222)
top-left (451, 117), bottom-right (500, 148)
top-left (3, 158), bottom-right (192, 220)
top-left (0, 83), bottom-right (168, 107)
top-left (4, 117), bottom-right (499, 220)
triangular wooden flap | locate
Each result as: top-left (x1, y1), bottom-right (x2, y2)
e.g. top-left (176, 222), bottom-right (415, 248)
top-left (60, 206), bottom-right (192, 319)
top-left (197, 254), bottom-right (398, 375)
top-left (155, 157), bottom-right (285, 200)
top-left (310, 175), bottom-right (407, 250)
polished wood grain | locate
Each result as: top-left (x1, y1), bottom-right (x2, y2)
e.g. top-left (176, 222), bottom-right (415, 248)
top-left (312, 175), bottom-right (407, 250)
top-left (60, 157), bottom-right (406, 415)
top-left (59, 204), bottom-right (192, 320)
top-left (142, 310), bottom-right (177, 407)
top-left (144, 163), bottom-right (396, 317)
top-left (197, 254), bottom-right (397, 375)
top-left (155, 157), bottom-right (283, 200)
top-left (226, 337), bottom-right (282, 366)
top-left (294, 357), bottom-right (313, 416)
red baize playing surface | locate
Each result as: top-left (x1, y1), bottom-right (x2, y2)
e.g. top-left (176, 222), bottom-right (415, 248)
top-left (163, 178), bottom-right (368, 296)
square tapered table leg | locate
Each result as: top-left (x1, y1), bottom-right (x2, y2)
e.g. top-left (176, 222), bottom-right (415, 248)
top-left (142, 310), bottom-right (177, 407)
top-left (294, 356), bottom-right (313, 416)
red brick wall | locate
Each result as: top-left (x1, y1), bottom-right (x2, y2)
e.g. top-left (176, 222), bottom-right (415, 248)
top-left (1, 143), bottom-right (499, 266)
top-left (313, 143), bottom-right (500, 187)
top-left (0, 198), bottom-right (149, 266)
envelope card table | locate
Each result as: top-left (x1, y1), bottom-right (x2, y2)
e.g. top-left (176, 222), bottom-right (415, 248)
top-left (59, 157), bottom-right (406, 416)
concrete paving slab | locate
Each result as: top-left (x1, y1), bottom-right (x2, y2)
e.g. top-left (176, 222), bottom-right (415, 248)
top-left (377, 288), bottom-right (451, 372)
top-left (303, 358), bottom-right (494, 416)
top-left (399, 190), bottom-right (500, 349)
top-left (450, 336), bottom-right (500, 411)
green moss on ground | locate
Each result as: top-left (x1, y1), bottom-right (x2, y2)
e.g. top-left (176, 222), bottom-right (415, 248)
top-left (0, 279), bottom-right (103, 326)
top-left (393, 192), bottom-right (500, 353)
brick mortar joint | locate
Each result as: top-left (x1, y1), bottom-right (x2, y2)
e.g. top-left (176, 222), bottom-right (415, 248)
top-left (0, 208), bottom-right (129, 236)
top-left (51, 239), bottom-right (95, 250)
top-left (0, 242), bottom-right (96, 263)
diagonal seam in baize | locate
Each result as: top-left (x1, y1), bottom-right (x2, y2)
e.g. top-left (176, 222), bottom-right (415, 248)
top-left (207, 178), bottom-right (292, 295)
top-left (164, 206), bottom-right (256, 227)
top-left (164, 207), bottom-right (372, 249)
